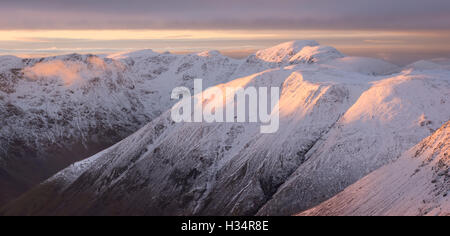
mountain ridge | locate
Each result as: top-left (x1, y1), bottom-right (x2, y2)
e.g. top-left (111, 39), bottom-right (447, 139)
top-left (2, 42), bottom-right (448, 215)
top-left (0, 40), bottom-right (355, 207)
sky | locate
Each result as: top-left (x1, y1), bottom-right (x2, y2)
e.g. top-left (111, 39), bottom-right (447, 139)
top-left (1, 0), bottom-right (450, 65)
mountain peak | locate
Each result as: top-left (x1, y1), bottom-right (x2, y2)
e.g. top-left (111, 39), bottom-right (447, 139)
top-left (255, 40), bottom-right (320, 63)
top-left (0, 55), bottom-right (23, 70)
top-left (406, 59), bottom-right (450, 71)
top-left (107, 49), bottom-right (158, 59)
top-left (290, 45), bottom-right (345, 64)
top-left (273, 40), bottom-right (320, 50)
top-left (197, 50), bottom-right (222, 57)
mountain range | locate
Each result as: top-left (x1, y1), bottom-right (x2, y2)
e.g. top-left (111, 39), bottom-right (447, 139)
top-left (0, 41), bottom-right (449, 215)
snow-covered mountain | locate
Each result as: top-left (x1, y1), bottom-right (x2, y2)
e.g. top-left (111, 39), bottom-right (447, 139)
top-left (2, 41), bottom-right (448, 216)
top-left (1, 42), bottom-right (331, 207)
top-left (257, 68), bottom-right (450, 215)
top-left (299, 121), bottom-right (449, 216)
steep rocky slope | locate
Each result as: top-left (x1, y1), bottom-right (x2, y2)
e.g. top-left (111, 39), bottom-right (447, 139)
top-left (299, 121), bottom-right (449, 216)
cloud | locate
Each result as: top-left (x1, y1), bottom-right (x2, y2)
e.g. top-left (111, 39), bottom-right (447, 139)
top-left (364, 40), bottom-right (405, 44)
top-left (1, 0), bottom-right (450, 30)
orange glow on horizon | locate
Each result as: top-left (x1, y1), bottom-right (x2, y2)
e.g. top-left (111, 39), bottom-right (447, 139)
top-left (0, 29), bottom-right (446, 42)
